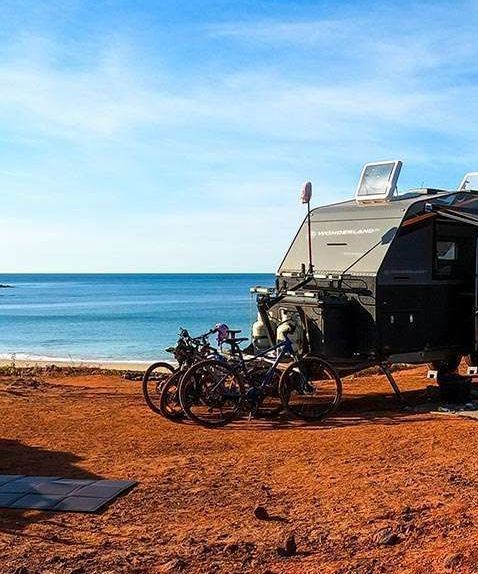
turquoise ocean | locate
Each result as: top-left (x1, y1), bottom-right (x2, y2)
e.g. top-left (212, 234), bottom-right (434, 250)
top-left (0, 274), bottom-right (274, 363)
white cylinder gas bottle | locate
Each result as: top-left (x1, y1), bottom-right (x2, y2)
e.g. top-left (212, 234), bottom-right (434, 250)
top-left (276, 310), bottom-right (304, 353)
top-left (252, 312), bottom-right (271, 351)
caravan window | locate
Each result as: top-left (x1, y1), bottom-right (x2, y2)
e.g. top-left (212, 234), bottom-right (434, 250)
top-left (433, 222), bottom-right (474, 281)
top-left (437, 241), bottom-right (457, 261)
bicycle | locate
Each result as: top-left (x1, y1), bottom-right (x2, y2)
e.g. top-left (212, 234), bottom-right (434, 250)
top-left (142, 327), bottom-right (217, 417)
top-left (157, 327), bottom-right (243, 422)
top-left (178, 333), bottom-right (343, 427)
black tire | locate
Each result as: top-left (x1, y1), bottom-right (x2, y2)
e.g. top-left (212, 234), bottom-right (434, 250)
top-left (279, 356), bottom-right (342, 421)
top-left (179, 359), bottom-right (245, 428)
top-left (159, 370), bottom-right (185, 422)
top-left (142, 362), bottom-right (176, 415)
top-left (430, 355), bottom-right (461, 375)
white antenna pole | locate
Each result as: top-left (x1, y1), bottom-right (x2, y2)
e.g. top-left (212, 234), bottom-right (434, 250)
top-left (301, 181), bottom-right (313, 275)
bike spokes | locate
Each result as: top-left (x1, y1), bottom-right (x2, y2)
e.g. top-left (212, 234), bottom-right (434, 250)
top-left (180, 361), bottom-right (244, 427)
top-left (158, 371), bottom-right (185, 421)
top-left (279, 357), bottom-right (342, 420)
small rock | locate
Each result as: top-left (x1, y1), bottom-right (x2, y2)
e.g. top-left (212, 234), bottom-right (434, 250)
top-left (70, 568), bottom-right (86, 574)
top-left (159, 558), bottom-right (187, 573)
top-left (276, 534), bottom-right (297, 557)
top-left (224, 543), bottom-right (239, 554)
top-left (285, 534), bottom-right (297, 555)
top-left (45, 555), bottom-right (63, 565)
top-left (374, 527), bottom-right (400, 546)
top-left (444, 553), bottom-right (463, 569)
top-left (254, 506), bottom-right (269, 520)
top-left (13, 568), bottom-right (31, 574)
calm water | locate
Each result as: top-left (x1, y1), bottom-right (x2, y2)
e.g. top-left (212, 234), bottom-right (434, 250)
top-left (0, 274), bottom-right (274, 362)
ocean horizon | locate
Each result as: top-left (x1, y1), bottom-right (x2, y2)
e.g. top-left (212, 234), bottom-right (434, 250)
top-left (0, 273), bottom-right (274, 362)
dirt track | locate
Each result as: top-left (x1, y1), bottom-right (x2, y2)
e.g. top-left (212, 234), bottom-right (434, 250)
top-left (2, 367), bottom-right (478, 574)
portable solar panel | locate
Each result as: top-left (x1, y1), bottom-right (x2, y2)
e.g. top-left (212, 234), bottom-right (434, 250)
top-left (0, 476), bottom-right (136, 513)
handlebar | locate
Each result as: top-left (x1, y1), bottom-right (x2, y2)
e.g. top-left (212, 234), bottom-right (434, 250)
top-left (178, 326), bottom-right (218, 344)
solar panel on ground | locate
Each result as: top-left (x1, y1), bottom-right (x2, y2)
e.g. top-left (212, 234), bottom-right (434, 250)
top-left (0, 476), bottom-right (136, 513)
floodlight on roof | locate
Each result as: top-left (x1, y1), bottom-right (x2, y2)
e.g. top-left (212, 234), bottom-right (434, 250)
top-left (355, 160), bottom-right (402, 203)
top-left (459, 172), bottom-right (478, 191)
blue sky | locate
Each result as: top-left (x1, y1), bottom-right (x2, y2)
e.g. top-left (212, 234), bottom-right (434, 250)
top-left (0, 0), bottom-right (477, 272)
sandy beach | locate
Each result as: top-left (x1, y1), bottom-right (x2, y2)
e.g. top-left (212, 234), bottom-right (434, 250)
top-left (0, 356), bottom-right (163, 372)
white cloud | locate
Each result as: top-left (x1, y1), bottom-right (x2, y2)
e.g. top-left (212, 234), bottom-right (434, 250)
top-left (207, 19), bottom-right (348, 45)
top-left (0, 61), bottom-right (193, 139)
top-left (0, 25), bottom-right (476, 153)
top-left (0, 52), bottom-right (472, 157)
top-left (1, 6), bottom-right (478, 271)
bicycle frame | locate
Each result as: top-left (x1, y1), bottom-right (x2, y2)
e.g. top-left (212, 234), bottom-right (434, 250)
top-left (229, 335), bottom-right (296, 392)
top-left (185, 336), bottom-right (297, 415)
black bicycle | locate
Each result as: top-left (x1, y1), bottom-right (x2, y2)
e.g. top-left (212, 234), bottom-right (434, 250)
top-left (178, 334), bottom-right (341, 427)
top-left (158, 328), bottom-right (243, 422)
top-left (142, 327), bottom-right (217, 416)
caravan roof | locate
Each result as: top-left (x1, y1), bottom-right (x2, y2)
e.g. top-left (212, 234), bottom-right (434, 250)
top-left (278, 191), bottom-right (455, 277)
top-left (278, 162), bottom-right (478, 278)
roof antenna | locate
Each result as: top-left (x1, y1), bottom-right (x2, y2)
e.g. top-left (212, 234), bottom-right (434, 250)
top-left (300, 181), bottom-right (313, 275)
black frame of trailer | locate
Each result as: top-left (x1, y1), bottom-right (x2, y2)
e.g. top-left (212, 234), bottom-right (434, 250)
top-left (252, 167), bottom-right (478, 384)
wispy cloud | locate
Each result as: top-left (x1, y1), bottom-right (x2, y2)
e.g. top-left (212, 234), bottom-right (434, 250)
top-left (207, 19), bottom-right (348, 45)
top-left (0, 43), bottom-right (475, 149)
top-left (0, 50), bottom-right (193, 139)
top-left (0, 1), bottom-right (477, 270)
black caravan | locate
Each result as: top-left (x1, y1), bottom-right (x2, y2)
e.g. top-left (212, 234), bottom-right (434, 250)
top-left (252, 164), bottom-right (478, 373)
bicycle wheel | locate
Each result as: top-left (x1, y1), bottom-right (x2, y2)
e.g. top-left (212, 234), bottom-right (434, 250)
top-left (179, 359), bottom-right (245, 427)
top-left (159, 369), bottom-right (185, 421)
top-left (279, 356), bottom-right (342, 421)
top-left (142, 361), bottom-right (176, 415)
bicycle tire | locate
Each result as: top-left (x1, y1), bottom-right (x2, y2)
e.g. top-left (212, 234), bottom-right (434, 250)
top-left (142, 361), bottom-right (176, 415)
top-left (279, 356), bottom-right (342, 421)
top-left (179, 359), bottom-right (245, 428)
top-left (158, 369), bottom-right (186, 421)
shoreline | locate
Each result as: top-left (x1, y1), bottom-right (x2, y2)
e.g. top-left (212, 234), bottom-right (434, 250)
top-left (0, 355), bottom-right (172, 372)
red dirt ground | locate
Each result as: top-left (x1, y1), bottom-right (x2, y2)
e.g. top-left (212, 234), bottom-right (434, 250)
top-left (1, 367), bottom-right (478, 574)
